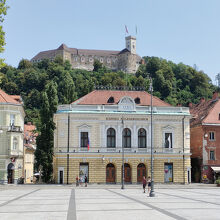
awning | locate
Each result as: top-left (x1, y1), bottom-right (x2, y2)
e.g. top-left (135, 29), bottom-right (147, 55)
top-left (211, 167), bottom-right (220, 172)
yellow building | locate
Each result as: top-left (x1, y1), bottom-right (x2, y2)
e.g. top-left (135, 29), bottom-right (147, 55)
top-left (53, 90), bottom-right (191, 184)
top-left (24, 122), bottom-right (36, 183)
top-left (0, 89), bottom-right (25, 184)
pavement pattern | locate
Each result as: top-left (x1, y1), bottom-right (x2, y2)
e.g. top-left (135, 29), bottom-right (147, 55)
top-left (0, 184), bottom-right (220, 220)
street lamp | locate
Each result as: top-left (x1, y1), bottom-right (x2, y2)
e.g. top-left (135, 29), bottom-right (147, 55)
top-left (121, 116), bottom-right (125, 189)
top-left (149, 78), bottom-right (155, 197)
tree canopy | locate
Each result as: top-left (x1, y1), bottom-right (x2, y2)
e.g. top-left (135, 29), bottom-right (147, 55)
top-left (0, 0), bottom-right (8, 67)
top-left (0, 56), bottom-right (217, 181)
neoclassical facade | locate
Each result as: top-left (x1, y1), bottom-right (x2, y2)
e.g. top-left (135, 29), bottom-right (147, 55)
top-left (0, 90), bottom-right (25, 184)
top-left (53, 90), bottom-right (191, 184)
top-left (31, 36), bottom-right (142, 74)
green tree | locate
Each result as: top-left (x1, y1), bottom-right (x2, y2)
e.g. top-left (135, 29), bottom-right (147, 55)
top-left (0, 0), bottom-right (8, 67)
top-left (57, 72), bottom-right (77, 104)
top-left (93, 59), bottom-right (103, 72)
top-left (35, 81), bottom-right (58, 183)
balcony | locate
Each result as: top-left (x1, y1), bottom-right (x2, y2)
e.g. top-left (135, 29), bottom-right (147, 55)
top-left (7, 126), bottom-right (23, 133)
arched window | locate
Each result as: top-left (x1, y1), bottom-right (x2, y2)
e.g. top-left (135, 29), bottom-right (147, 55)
top-left (13, 137), bottom-right (18, 150)
top-left (138, 128), bottom-right (146, 148)
top-left (135, 97), bottom-right (140, 104)
top-left (107, 96), bottom-right (114, 103)
top-left (107, 128), bottom-right (116, 148)
top-left (123, 128), bottom-right (131, 148)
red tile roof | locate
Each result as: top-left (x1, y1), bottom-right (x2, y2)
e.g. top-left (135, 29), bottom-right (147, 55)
top-left (190, 95), bottom-right (220, 127)
top-left (72, 90), bottom-right (171, 107)
top-left (0, 89), bottom-right (21, 104)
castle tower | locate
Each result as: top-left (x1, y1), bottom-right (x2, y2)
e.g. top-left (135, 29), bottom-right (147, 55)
top-left (125, 36), bottom-right (136, 54)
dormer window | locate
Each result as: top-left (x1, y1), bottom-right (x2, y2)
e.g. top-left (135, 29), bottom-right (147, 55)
top-left (107, 97), bottom-right (114, 103)
top-left (135, 97), bottom-right (140, 104)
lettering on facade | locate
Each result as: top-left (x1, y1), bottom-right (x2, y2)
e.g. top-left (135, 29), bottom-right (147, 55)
top-left (106, 117), bottom-right (148, 121)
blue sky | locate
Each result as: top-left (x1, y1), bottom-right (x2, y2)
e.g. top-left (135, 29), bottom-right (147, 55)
top-left (1, 0), bottom-right (220, 83)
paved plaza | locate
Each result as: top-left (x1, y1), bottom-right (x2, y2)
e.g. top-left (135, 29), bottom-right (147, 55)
top-left (0, 184), bottom-right (219, 220)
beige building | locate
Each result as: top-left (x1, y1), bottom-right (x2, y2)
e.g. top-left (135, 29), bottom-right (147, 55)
top-left (0, 89), bottom-right (25, 184)
top-left (24, 122), bottom-right (36, 183)
top-left (31, 36), bottom-right (142, 74)
top-left (53, 90), bottom-right (191, 184)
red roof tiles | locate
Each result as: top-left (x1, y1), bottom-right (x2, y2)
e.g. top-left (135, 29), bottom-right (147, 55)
top-left (0, 89), bottom-right (21, 105)
top-left (72, 90), bottom-right (171, 107)
top-left (190, 94), bottom-right (220, 126)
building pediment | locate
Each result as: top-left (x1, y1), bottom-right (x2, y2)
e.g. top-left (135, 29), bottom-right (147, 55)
top-left (162, 125), bottom-right (174, 130)
top-left (78, 124), bottom-right (91, 129)
top-left (118, 96), bottom-right (136, 112)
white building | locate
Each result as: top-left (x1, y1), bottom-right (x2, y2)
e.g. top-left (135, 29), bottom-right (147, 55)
top-left (0, 89), bottom-right (25, 184)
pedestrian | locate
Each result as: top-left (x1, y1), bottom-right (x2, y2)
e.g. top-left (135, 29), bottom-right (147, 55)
top-left (85, 174), bottom-right (88, 187)
top-left (142, 176), bottom-right (146, 193)
top-left (76, 176), bottom-right (79, 187)
top-left (147, 176), bottom-right (151, 195)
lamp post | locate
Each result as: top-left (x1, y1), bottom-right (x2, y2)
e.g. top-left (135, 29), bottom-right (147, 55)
top-left (121, 116), bottom-right (125, 189)
top-left (149, 78), bottom-right (155, 197)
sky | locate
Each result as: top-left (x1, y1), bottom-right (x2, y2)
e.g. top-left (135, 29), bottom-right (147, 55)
top-left (1, 0), bottom-right (220, 84)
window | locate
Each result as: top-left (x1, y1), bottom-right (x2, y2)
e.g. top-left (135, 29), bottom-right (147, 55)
top-left (134, 97), bottom-right (140, 104)
top-left (107, 128), bottom-right (116, 148)
top-left (100, 58), bottom-right (103, 63)
top-left (107, 58), bottom-right (111, 63)
top-left (209, 132), bottom-right (215, 141)
top-left (13, 137), bottom-right (18, 150)
top-left (219, 113), bottom-right (220, 120)
top-left (165, 133), bottom-right (172, 148)
top-left (123, 128), bottom-right (131, 148)
top-left (107, 97), bottom-right (114, 103)
top-left (81, 57), bottom-right (85, 62)
top-left (89, 57), bottom-right (93, 63)
top-left (10, 114), bottom-right (15, 126)
top-left (138, 128), bottom-right (146, 148)
top-left (210, 151), bottom-right (215, 160)
top-left (80, 132), bottom-right (88, 148)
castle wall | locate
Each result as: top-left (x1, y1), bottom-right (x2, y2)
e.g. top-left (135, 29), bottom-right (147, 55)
top-left (70, 54), bottom-right (119, 71)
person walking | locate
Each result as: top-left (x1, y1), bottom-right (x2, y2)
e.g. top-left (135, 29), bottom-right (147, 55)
top-left (85, 175), bottom-right (88, 187)
top-left (142, 176), bottom-right (147, 193)
top-left (147, 176), bottom-right (151, 195)
top-left (76, 176), bottom-right (79, 187)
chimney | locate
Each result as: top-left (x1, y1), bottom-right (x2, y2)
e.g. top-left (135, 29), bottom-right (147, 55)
top-left (212, 91), bottom-right (219, 100)
top-left (27, 122), bottom-right (32, 125)
top-left (188, 102), bottom-right (193, 108)
top-left (200, 97), bottom-right (205, 103)
top-left (177, 104), bottom-right (182, 107)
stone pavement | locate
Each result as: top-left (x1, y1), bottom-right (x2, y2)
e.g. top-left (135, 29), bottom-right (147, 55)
top-left (0, 184), bottom-right (219, 220)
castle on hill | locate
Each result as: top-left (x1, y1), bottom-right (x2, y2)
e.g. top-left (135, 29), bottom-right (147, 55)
top-left (31, 36), bottom-right (142, 74)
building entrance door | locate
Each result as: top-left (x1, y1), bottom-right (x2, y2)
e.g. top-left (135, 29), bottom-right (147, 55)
top-left (59, 170), bottom-right (63, 184)
top-left (7, 163), bottom-right (15, 184)
top-left (79, 163), bottom-right (89, 183)
top-left (137, 163), bottom-right (146, 183)
top-left (106, 163), bottom-right (115, 183)
top-left (123, 163), bottom-right (131, 183)
top-left (164, 163), bottom-right (173, 182)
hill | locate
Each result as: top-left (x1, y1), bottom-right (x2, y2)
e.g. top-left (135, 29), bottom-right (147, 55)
top-left (0, 56), bottom-right (217, 124)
